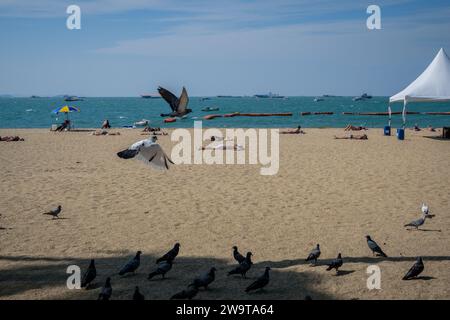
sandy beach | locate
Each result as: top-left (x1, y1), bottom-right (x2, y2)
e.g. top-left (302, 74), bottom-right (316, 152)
top-left (0, 128), bottom-right (449, 300)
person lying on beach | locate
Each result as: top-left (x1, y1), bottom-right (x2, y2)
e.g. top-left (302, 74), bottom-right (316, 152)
top-left (0, 136), bottom-right (24, 142)
top-left (142, 126), bottom-right (161, 132)
top-left (92, 130), bottom-right (121, 136)
top-left (55, 120), bottom-right (70, 132)
top-left (200, 143), bottom-right (244, 151)
top-left (281, 126), bottom-right (305, 134)
top-left (141, 131), bottom-right (168, 136)
top-left (344, 125), bottom-right (367, 131)
top-left (427, 125), bottom-right (436, 132)
top-left (334, 134), bottom-right (368, 140)
top-left (210, 136), bottom-right (233, 142)
top-left (102, 119), bottom-right (111, 129)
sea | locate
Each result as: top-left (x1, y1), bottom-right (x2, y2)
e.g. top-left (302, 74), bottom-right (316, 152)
top-left (0, 96), bottom-right (449, 129)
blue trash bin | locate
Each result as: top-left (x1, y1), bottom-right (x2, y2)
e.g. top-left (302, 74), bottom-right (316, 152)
top-left (397, 128), bottom-right (405, 140)
top-left (384, 126), bottom-right (391, 136)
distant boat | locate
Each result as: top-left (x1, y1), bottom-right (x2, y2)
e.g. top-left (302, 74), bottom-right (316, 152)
top-left (140, 94), bottom-right (160, 99)
top-left (314, 98), bottom-right (324, 102)
top-left (64, 96), bottom-right (84, 102)
top-left (254, 92), bottom-right (285, 99)
top-left (134, 119), bottom-right (149, 126)
top-left (31, 95), bottom-right (41, 98)
top-left (202, 106), bottom-right (220, 112)
top-left (352, 93), bottom-right (372, 101)
top-left (200, 97), bottom-right (212, 101)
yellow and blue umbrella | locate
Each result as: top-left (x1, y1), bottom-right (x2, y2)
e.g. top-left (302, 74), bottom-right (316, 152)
top-left (52, 105), bottom-right (80, 114)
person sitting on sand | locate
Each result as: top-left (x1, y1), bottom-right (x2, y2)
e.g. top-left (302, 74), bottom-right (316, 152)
top-left (55, 119), bottom-right (70, 132)
top-left (102, 119), bottom-right (111, 129)
top-left (344, 124), bottom-right (367, 131)
top-left (413, 123), bottom-right (421, 131)
top-left (334, 134), bottom-right (368, 140)
top-left (142, 126), bottom-right (161, 133)
top-left (0, 136), bottom-right (24, 142)
top-left (281, 126), bottom-right (305, 134)
top-left (428, 125), bottom-right (436, 132)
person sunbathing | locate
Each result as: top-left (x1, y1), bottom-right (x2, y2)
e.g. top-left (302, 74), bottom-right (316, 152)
top-left (281, 126), bottom-right (305, 134)
top-left (200, 143), bottom-right (244, 151)
top-left (102, 119), bottom-right (111, 129)
top-left (92, 130), bottom-right (120, 136)
top-left (413, 124), bottom-right (421, 131)
top-left (344, 125), bottom-right (367, 131)
top-left (142, 126), bottom-right (161, 132)
top-left (0, 136), bottom-right (24, 141)
top-left (428, 125), bottom-right (436, 132)
top-left (334, 134), bottom-right (368, 140)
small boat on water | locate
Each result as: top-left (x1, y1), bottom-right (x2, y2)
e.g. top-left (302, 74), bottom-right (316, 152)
top-left (254, 92), bottom-right (285, 99)
top-left (134, 119), bottom-right (149, 126)
top-left (314, 98), bottom-right (324, 102)
top-left (64, 96), bottom-right (84, 102)
top-left (140, 94), bottom-right (160, 99)
top-left (202, 106), bottom-right (220, 112)
top-left (352, 93), bottom-right (372, 101)
top-left (164, 118), bottom-right (177, 123)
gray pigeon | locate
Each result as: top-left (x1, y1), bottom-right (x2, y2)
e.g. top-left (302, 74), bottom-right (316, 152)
top-left (148, 260), bottom-right (173, 280)
top-left (228, 252), bottom-right (253, 278)
top-left (404, 215), bottom-right (428, 230)
top-left (366, 236), bottom-right (387, 257)
top-left (402, 257), bottom-right (424, 280)
top-left (233, 246), bottom-right (245, 264)
top-left (170, 284), bottom-right (198, 300)
top-left (305, 244), bottom-right (321, 265)
top-left (132, 286), bottom-right (145, 300)
top-left (192, 267), bottom-right (217, 290)
top-left (119, 251), bottom-right (142, 276)
top-left (97, 277), bottom-right (112, 300)
top-left (245, 267), bottom-right (270, 293)
top-left (43, 205), bottom-right (62, 219)
top-left (326, 253), bottom-right (343, 274)
top-left (81, 259), bottom-right (96, 289)
top-left (156, 243), bottom-right (180, 264)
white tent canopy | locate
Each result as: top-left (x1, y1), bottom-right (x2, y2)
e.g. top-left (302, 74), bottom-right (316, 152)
top-left (389, 48), bottom-right (450, 127)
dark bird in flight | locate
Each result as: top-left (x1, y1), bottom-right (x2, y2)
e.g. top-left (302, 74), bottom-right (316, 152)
top-left (326, 253), bottom-right (343, 274)
top-left (305, 244), bottom-right (321, 265)
top-left (117, 136), bottom-right (174, 170)
top-left (132, 286), bottom-right (145, 300)
top-left (81, 259), bottom-right (96, 289)
top-left (158, 86), bottom-right (191, 117)
top-left (43, 205), bottom-right (62, 219)
top-left (148, 260), bottom-right (173, 280)
top-left (228, 252), bottom-right (253, 278)
top-left (192, 267), bottom-right (217, 290)
top-left (156, 243), bottom-right (180, 264)
top-left (402, 257), bottom-right (424, 280)
top-left (170, 284), bottom-right (199, 300)
top-left (233, 246), bottom-right (245, 264)
top-left (245, 267), bottom-right (271, 293)
top-left (97, 277), bottom-right (112, 300)
top-left (366, 236), bottom-right (388, 257)
top-left (119, 251), bottom-right (142, 276)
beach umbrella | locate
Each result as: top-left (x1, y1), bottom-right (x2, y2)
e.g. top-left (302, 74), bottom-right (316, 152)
top-left (52, 105), bottom-right (80, 121)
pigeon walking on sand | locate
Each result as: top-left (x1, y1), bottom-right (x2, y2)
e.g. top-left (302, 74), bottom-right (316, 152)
top-left (326, 253), bottom-right (343, 274)
top-left (404, 215), bottom-right (429, 230)
top-left (366, 236), bottom-right (387, 257)
top-left (156, 243), bottom-right (180, 264)
top-left (132, 286), bottom-right (145, 300)
top-left (97, 277), bottom-right (112, 300)
top-left (43, 205), bottom-right (62, 219)
top-left (245, 267), bottom-right (271, 293)
top-left (117, 135), bottom-right (174, 170)
top-left (192, 267), bottom-right (217, 290)
top-left (148, 260), bottom-right (173, 280)
top-left (170, 284), bottom-right (199, 300)
top-left (305, 244), bottom-right (321, 266)
top-left (119, 251), bottom-right (142, 276)
top-left (228, 252), bottom-right (253, 278)
top-left (81, 259), bottom-right (96, 289)
top-left (233, 246), bottom-right (245, 264)
top-left (402, 257), bottom-right (425, 280)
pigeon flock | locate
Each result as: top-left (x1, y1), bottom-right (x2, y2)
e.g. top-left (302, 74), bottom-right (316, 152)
top-left (43, 200), bottom-right (434, 299)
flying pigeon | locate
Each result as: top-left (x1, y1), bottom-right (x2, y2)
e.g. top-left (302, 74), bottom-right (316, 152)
top-left (228, 252), bottom-right (253, 278)
top-left (305, 244), bottom-right (321, 265)
top-left (97, 277), bottom-right (112, 300)
top-left (192, 267), bottom-right (217, 290)
top-left (119, 251), bottom-right (142, 276)
top-left (158, 86), bottom-right (192, 117)
top-left (233, 246), bottom-right (245, 264)
top-left (366, 236), bottom-right (387, 257)
top-left (132, 286), bottom-right (145, 300)
top-left (170, 284), bottom-right (199, 300)
top-left (326, 253), bottom-right (343, 274)
top-left (81, 259), bottom-right (96, 289)
top-left (402, 257), bottom-right (424, 280)
top-left (156, 243), bottom-right (180, 264)
top-left (117, 136), bottom-right (174, 170)
top-left (148, 260), bottom-right (173, 280)
top-left (404, 215), bottom-right (429, 230)
top-left (43, 205), bottom-right (62, 219)
top-left (245, 267), bottom-right (271, 293)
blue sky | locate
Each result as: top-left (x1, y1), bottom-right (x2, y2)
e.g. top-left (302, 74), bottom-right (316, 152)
top-left (0, 0), bottom-right (449, 97)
